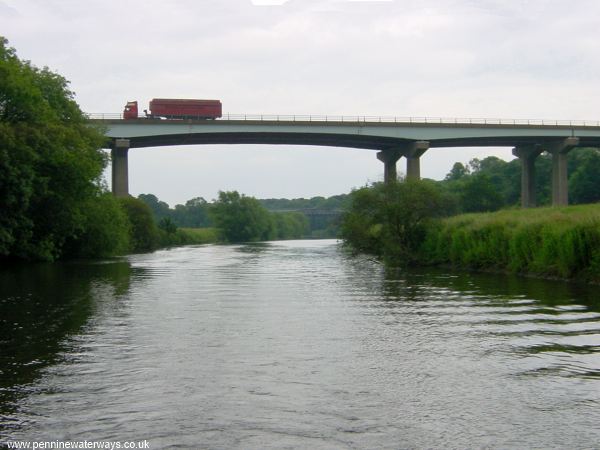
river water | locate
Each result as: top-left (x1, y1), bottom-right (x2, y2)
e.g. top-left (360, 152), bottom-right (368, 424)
top-left (1, 239), bottom-right (599, 448)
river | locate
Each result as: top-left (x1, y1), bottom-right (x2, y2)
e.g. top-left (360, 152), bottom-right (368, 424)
top-left (1, 239), bottom-right (599, 448)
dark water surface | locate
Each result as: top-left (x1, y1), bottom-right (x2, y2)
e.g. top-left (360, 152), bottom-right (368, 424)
top-left (1, 240), bottom-right (599, 448)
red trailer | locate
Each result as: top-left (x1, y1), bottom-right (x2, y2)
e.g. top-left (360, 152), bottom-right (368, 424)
top-left (123, 99), bottom-right (222, 120)
top-left (148, 98), bottom-right (222, 119)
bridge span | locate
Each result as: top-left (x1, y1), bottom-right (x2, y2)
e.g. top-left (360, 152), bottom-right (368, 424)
top-left (91, 114), bottom-right (600, 207)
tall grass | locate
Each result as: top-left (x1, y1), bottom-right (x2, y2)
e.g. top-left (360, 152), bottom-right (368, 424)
top-left (421, 204), bottom-right (600, 282)
top-left (158, 227), bottom-right (219, 247)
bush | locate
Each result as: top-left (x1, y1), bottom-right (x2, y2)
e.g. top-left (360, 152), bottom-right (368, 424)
top-left (209, 191), bottom-right (274, 243)
top-left (340, 180), bottom-right (448, 264)
top-left (119, 197), bottom-right (159, 252)
top-left (63, 193), bottom-right (131, 258)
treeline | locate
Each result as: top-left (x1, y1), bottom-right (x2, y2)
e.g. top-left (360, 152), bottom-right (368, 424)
top-left (138, 192), bottom-right (346, 239)
top-left (139, 191), bottom-right (309, 243)
top-left (259, 195), bottom-right (348, 211)
top-left (438, 149), bottom-right (600, 213)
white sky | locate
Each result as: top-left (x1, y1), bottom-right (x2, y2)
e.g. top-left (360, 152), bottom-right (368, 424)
top-left (2, 0), bottom-right (600, 206)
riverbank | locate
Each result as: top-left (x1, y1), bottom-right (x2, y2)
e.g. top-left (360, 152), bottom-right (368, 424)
top-left (420, 204), bottom-right (600, 283)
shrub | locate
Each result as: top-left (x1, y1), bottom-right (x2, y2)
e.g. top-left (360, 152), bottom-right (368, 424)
top-left (119, 197), bottom-right (159, 252)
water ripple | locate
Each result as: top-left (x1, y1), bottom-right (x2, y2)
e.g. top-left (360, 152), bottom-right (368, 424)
top-left (1, 240), bottom-right (599, 448)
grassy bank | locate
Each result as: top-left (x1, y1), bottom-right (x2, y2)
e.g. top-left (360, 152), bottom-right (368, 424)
top-left (421, 204), bottom-right (600, 282)
top-left (159, 227), bottom-right (219, 247)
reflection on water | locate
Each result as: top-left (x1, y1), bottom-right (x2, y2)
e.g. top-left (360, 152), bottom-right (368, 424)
top-left (1, 241), bottom-right (599, 448)
top-left (0, 261), bottom-right (134, 427)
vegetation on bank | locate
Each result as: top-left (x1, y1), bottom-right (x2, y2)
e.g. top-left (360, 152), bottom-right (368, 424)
top-left (422, 205), bottom-right (600, 282)
top-left (340, 180), bottom-right (450, 264)
top-left (0, 37), bottom-right (209, 261)
top-left (341, 180), bottom-right (600, 283)
top-left (0, 37), bottom-right (119, 261)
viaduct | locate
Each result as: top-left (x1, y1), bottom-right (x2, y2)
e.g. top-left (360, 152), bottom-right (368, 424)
top-left (91, 114), bottom-right (600, 208)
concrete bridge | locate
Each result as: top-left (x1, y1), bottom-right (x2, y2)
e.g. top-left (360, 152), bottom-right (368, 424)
top-left (92, 114), bottom-right (600, 207)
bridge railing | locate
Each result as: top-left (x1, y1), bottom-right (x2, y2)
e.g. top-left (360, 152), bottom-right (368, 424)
top-left (86, 113), bottom-right (600, 127)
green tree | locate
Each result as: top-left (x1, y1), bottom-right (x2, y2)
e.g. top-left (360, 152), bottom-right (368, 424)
top-left (569, 148), bottom-right (600, 204)
top-left (458, 173), bottom-right (504, 213)
top-left (119, 197), bottom-right (159, 252)
top-left (272, 212), bottom-right (310, 239)
top-left (209, 191), bottom-right (274, 243)
top-left (64, 194), bottom-right (131, 258)
top-left (158, 216), bottom-right (178, 234)
top-left (445, 162), bottom-right (470, 181)
top-left (0, 37), bottom-right (108, 260)
top-left (341, 180), bottom-right (448, 263)
top-left (138, 193), bottom-right (171, 221)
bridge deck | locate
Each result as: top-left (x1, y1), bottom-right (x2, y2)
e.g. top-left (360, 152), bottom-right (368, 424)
top-left (91, 116), bottom-right (600, 150)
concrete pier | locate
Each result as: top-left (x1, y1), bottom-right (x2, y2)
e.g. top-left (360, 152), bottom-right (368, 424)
top-left (376, 149), bottom-right (403, 183)
top-left (512, 145), bottom-right (543, 208)
top-left (111, 138), bottom-right (130, 197)
top-left (404, 141), bottom-right (430, 180)
top-left (546, 137), bottom-right (579, 206)
top-left (377, 141), bottom-right (430, 183)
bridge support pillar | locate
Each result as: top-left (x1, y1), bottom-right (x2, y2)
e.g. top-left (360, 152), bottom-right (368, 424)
top-left (377, 141), bottom-right (430, 183)
top-left (513, 145), bottom-right (543, 208)
top-left (111, 138), bottom-right (130, 197)
top-left (377, 149), bottom-right (402, 183)
top-left (546, 137), bottom-right (579, 206)
top-left (404, 141), bottom-right (430, 180)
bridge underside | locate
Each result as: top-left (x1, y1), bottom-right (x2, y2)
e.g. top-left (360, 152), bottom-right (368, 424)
top-left (120, 131), bottom-right (600, 151)
top-left (126, 132), bottom-right (399, 150)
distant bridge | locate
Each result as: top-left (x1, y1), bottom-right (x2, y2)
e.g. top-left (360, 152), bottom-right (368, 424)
top-left (91, 113), bottom-right (600, 207)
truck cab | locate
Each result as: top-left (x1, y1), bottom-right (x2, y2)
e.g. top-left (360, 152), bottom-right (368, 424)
top-left (123, 101), bottom-right (138, 120)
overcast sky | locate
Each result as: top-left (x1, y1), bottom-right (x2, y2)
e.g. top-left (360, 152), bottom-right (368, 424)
top-left (2, 0), bottom-right (600, 206)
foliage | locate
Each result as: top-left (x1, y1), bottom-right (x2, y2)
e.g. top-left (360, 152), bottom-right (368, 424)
top-left (569, 148), bottom-right (600, 204)
top-left (439, 149), bottom-right (600, 212)
top-left (421, 204), bottom-right (600, 282)
top-left (138, 193), bottom-right (171, 221)
top-left (158, 227), bottom-right (218, 247)
top-left (340, 180), bottom-right (449, 264)
top-left (271, 211), bottom-right (310, 240)
top-left (178, 227), bottom-right (219, 244)
top-left (458, 173), bottom-right (505, 213)
top-left (259, 194), bottom-right (349, 211)
top-left (118, 197), bottom-right (159, 252)
top-left (63, 193), bottom-right (131, 258)
top-left (158, 216), bottom-right (177, 234)
top-left (444, 162), bottom-right (470, 181)
top-left (137, 194), bottom-right (212, 228)
top-left (209, 191), bottom-right (274, 243)
top-left (259, 195), bottom-right (347, 237)
top-left (0, 37), bottom-right (108, 261)
top-left (138, 192), bottom-right (344, 238)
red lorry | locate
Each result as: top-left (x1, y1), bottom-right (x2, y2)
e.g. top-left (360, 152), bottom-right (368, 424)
top-left (123, 99), bottom-right (222, 120)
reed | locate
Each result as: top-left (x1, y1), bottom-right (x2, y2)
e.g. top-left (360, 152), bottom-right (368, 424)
top-left (421, 204), bottom-right (600, 282)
